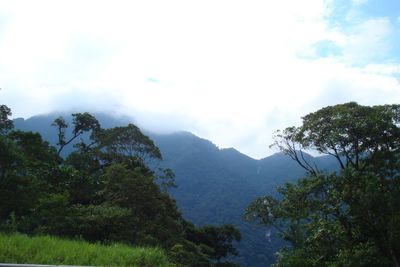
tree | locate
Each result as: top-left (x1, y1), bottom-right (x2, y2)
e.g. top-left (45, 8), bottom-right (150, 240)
top-left (169, 221), bottom-right (241, 267)
top-left (52, 112), bottom-right (100, 156)
top-left (270, 102), bottom-right (400, 173)
top-left (0, 106), bottom-right (242, 266)
top-left (0, 104), bottom-right (13, 135)
top-left (246, 102), bottom-right (400, 267)
top-left (93, 124), bottom-right (162, 165)
top-left (0, 130), bottom-right (60, 228)
top-left (184, 222), bottom-right (241, 260)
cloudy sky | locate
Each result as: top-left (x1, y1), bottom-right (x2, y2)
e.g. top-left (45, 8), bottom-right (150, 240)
top-left (1, 0), bottom-right (400, 159)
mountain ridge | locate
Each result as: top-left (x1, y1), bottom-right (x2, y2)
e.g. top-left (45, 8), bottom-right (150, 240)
top-left (13, 113), bottom-right (339, 267)
top-left (13, 112), bottom-right (307, 161)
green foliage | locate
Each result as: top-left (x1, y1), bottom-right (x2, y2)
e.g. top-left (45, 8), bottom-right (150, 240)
top-left (332, 242), bottom-right (392, 267)
top-left (100, 163), bottom-right (183, 247)
top-left (0, 131), bottom-right (54, 224)
top-left (0, 104), bottom-right (241, 266)
top-left (0, 104), bottom-right (13, 134)
top-left (247, 102), bottom-right (400, 266)
top-left (156, 167), bottom-right (177, 192)
top-left (185, 222), bottom-right (241, 260)
top-left (0, 233), bottom-right (173, 267)
top-left (62, 203), bottom-right (135, 243)
top-left (52, 112), bottom-right (100, 156)
top-left (271, 102), bottom-right (400, 173)
top-left (169, 242), bottom-right (210, 267)
top-left (149, 131), bottom-right (318, 266)
top-left (14, 112), bottom-right (325, 266)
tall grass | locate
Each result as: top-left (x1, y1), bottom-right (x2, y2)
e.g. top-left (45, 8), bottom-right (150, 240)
top-left (0, 233), bottom-right (173, 266)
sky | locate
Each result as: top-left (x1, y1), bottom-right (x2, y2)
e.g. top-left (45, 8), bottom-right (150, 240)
top-left (0, 0), bottom-right (400, 159)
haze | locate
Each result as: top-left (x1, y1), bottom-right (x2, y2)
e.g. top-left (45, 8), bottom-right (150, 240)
top-left (1, 0), bottom-right (400, 159)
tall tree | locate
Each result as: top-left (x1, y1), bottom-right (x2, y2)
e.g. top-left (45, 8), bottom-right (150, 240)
top-left (246, 102), bottom-right (400, 267)
top-left (270, 102), bottom-right (400, 173)
top-left (52, 113), bottom-right (100, 156)
top-left (0, 104), bottom-right (13, 135)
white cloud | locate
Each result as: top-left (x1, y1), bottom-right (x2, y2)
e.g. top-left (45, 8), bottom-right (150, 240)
top-left (0, 0), bottom-right (399, 159)
top-left (340, 18), bottom-right (393, 64)
top-left (362, 63), bottom-right (400, 75)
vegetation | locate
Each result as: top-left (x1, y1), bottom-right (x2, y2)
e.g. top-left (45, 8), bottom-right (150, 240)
top-left (0, 232), bottom-right (172, 266)
top-left (14, 114), bottom-right (339, 266)
top-left (245, 102), bottom-right (400, 266)
top-left (0, 102), bottom-right (241, 266)
top-left (151, 132), bottom-right (315, 266)
top-left (9, 101), bottom-right (399, 266)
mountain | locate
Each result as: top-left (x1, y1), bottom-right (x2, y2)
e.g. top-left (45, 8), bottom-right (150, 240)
top-left (149, 132), bottom-right (340, 266)
top-left (13, 113), bottom-right (339, 267)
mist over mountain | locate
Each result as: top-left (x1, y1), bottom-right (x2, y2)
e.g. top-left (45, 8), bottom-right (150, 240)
top-left (14, 113), bottom-right (340, 266)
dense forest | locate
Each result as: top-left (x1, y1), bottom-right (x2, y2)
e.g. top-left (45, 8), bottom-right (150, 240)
top-left (13, 111), bottom-right (339, 266)
top-left (2, 101), bottom-right (400, 267)
top-left (0, 103), bottom-right (241, 267)
top-left (246, 102), bottom-right (400, 266)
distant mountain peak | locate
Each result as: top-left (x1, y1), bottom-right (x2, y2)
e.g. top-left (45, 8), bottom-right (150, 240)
top-left (220, 147), bottom-right (255, 160)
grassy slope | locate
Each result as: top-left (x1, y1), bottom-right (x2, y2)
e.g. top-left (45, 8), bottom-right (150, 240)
top-left (0, 233), bottom-right (173, 267)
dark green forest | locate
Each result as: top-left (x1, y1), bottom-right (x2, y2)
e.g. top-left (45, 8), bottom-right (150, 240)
top-left (0, 103), bottom-right (241, 267)
top-left (246, 102), bottom-right (400, 266)
top-left (2, 101), bottom-right (400, 267)
top-left (14, 112), bottom-right (338, 267)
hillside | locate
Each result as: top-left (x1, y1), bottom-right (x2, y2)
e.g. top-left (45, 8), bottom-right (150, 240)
top-left (150, 132), bottom-right (339, 266)
top-left (14, 113), bottom-right (339, 267)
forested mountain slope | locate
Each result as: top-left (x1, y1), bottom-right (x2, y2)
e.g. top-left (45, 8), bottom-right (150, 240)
top-left (14, 114), bottom-right (339, 267)
top-left (150, 132), bottom-right (339, 266)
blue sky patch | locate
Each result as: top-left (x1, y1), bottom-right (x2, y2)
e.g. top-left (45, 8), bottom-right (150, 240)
top-left (359, 0), bottom-right (400, 21)
top-left (313, 40), bottom-right (342, 57)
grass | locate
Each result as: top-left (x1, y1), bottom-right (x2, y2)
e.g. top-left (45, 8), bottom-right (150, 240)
top-left (0, 232), bottom-right (173, 266)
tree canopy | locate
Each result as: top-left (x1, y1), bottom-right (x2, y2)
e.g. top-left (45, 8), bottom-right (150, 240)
top-left (0, 104), bottom-right (241, 266)
top-left (246, 102), bottom-right (400, 267)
